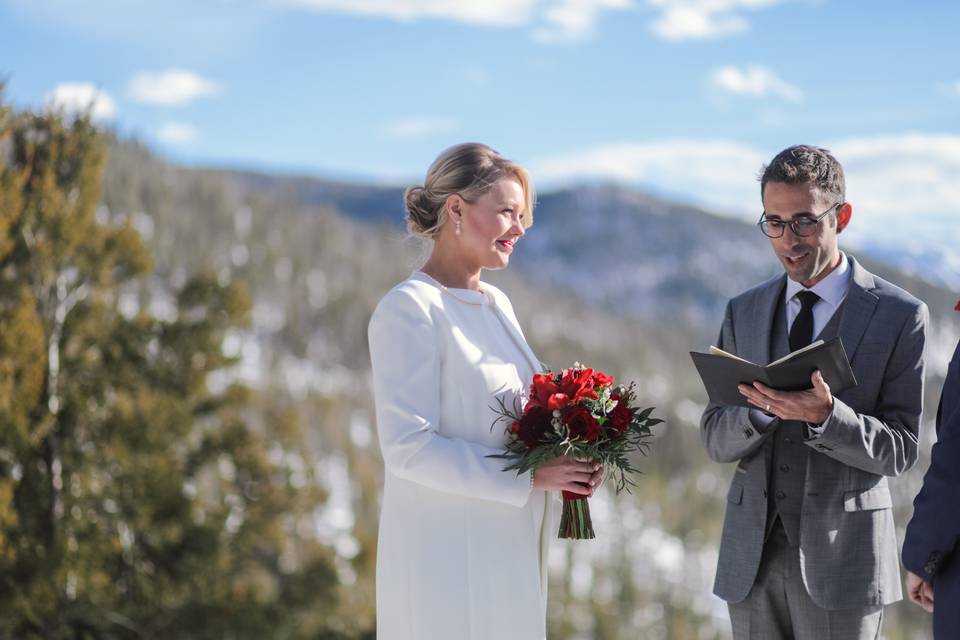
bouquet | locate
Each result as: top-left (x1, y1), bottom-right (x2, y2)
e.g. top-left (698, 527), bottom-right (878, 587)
top-left (490, 363), bottom-right (661, 539)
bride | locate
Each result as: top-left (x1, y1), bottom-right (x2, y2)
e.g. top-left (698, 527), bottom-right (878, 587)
top-left (368, 143), bottom-right (602, 639)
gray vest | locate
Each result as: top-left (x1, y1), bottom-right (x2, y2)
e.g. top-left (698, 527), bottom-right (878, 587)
top-left (765, 296), bottom-right (846, 547)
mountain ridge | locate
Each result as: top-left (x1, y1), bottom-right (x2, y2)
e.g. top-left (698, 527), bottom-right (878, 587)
top-left (212, 167), bottom-right (957, 345)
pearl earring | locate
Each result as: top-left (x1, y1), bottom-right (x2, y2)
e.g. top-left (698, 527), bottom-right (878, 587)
top-left (455, 219), bottom-right (462, 236)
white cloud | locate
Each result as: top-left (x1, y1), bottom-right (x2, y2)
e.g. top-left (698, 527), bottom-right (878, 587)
top-left (382, 116), bottom-right (460, 139)
top-left (532, 0), bottom-right (633, 43)
top-left (282, 0), bottom-right (536, 26)
top-left (531, 133), bottom-right (960, 224)
top-left (128, 69), bottom-right (221, 106)
top-left (156, 121), bottom-right (199, 145)
top-left (44, 83), bottom-right (116, 120)
top-left (940, 80), bottom-right (960, 97)
top-left (532, 139), bottom-right (766, 214)
top-left (648, 0), bottom-right (783, 41)
top-left (282, 0), bottom-right (631, 42)
top-left (830, 133), bottom-right (960, 220)
top-left (710, 64), bottom-right (803, 102)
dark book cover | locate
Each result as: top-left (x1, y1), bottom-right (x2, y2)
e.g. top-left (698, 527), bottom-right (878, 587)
top-left (690, 337), bottom-right (858, 408)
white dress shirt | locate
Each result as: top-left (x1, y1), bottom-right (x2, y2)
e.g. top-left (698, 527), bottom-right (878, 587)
top-left (784, 252), bottom-right (852, 343)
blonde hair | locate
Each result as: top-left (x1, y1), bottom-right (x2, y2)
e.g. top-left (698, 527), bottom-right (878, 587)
top-left (404, 143), bottom-right (535, 239)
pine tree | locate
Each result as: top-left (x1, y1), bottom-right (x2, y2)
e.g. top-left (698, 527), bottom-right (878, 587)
top-left (0, 92), bottom-right (343, 638)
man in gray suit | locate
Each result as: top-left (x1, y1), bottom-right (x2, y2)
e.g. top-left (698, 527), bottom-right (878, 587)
top-left (701, 145), bottom-right (927, 639)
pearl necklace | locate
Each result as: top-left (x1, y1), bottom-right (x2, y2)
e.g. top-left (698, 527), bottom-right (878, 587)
top-left (413, 271), bottom-right (492, 306)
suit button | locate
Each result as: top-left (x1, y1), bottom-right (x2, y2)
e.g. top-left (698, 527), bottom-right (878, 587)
top-left (780, 464), bottom-right (790, 472)
top-left (784, 437), bottom-right (793, 445)
top-left (776, 490), bottom-right (786, 500)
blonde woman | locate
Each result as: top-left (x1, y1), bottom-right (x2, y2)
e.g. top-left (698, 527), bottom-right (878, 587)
top-left (368, 143), bottom-right (602, 639)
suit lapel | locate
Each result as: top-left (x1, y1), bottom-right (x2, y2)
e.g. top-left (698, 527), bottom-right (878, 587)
top-left (753, 275), bottom-right (786, 365)
top-left (836, 257), bottom-right (879, 363)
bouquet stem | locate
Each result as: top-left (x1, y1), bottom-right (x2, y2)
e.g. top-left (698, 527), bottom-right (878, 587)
top-left (558, 491), bottom-right (595, 539)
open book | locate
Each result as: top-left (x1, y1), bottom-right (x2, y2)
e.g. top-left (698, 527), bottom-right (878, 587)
top-left (689, 337), bottom-right (857, 408)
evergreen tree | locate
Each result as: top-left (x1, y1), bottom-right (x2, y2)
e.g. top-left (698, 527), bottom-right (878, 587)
top-left (0, 93), bottom-right (343, 638)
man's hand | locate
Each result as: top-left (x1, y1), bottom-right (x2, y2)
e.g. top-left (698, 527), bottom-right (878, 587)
top-left (906, 570), bottom-right (935, 613)
top-left (738, 370), bottom-right (833, 425)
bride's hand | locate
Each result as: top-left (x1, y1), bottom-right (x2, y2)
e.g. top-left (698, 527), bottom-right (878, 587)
top-left (587, 460), bottom-right (604, 491)
top-left (533, 456), bottom-right (601, 496)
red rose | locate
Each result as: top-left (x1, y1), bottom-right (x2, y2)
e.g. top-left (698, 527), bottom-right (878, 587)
top-left (563, 405), bottom-right (602, 442)
top-left (547, 393), bottom-right (571, 411)
top-left (514, 406), bottom-right (552, 448)
top-left (528, 373), bottom-right (559, 410)
top-left (591, 371), bottom-right (613, 388)
top-left (559, 367), bottom-right (599, 403)
top-left (608, 395), bottom-right (634, 433)
top-left (955, 299), bottom-right (960, 312)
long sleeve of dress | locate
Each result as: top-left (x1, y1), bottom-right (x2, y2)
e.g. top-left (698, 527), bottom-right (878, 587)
top-left (368, 289), bottom-right (533, 507)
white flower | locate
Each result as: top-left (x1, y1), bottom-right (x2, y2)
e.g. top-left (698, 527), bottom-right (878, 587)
top-left (552, 416), bottom-right (566, 437)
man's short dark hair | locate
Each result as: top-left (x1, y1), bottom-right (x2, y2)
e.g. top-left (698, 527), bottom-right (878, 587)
top-left (759, 145), bottom-right (845, 203)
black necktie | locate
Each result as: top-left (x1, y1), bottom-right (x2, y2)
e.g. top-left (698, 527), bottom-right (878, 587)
top-left (789, 290), bottom-right (820, 353)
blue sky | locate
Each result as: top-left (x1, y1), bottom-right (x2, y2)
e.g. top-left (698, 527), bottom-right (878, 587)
top-left (1, 0), bottom-right (958, 235)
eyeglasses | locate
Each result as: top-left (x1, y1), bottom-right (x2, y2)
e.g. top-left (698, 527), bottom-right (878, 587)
top-left (757, 202), bottom-right (841, 238)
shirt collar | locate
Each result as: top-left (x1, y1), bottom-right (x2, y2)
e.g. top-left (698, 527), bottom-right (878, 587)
top-left (785, 252), bottom-right (851, 307)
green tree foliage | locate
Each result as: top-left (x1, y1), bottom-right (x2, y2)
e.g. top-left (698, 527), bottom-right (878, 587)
top-left (0, 95), bottom-right (343, 638)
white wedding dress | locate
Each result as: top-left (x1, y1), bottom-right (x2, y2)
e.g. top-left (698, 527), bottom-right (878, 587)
top-left (368, 271), bottom-right (553, 640)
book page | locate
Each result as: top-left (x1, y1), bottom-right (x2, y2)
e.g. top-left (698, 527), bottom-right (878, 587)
top-left (769, 339), bottom-right (825, 367)
top-left (708, 345), bottom-right (755, 365)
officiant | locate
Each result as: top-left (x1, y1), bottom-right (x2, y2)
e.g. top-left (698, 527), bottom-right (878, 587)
top-left (698, 144), bottom-right (928, 639)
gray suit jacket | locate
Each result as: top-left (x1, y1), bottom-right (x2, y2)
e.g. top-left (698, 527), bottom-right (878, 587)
top-left (701, 256), bottom-right (927, 609)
